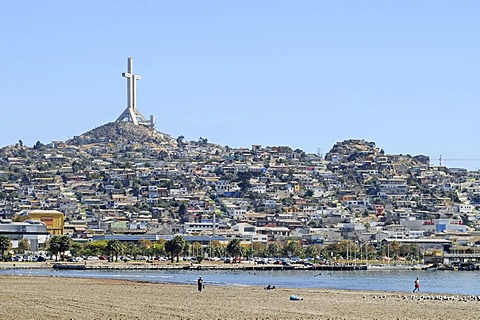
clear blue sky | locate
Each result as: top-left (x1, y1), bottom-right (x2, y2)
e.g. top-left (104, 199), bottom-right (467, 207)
top-left (2, 1), bottom-right (479, 169)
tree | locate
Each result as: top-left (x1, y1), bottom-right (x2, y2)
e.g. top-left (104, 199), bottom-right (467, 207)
top-left (304, 190), bottom-right (314, 198)
top-left (283, 240), bottom-right (301, 258)
top-left (48, 235), bottom-right (72, 261)
top-left (471, 194), bottom-right (480, 204)
top-left (0, 235), bottom-right (11, 259)
top-left (84, 240), bottom-right (108, 257)
top-left (192, 242), bottom-right (203, 260)
top-left (387, 241), bottom-right (401, 260)
top-left (165, 236), bottom-right (187, 263)
top-left (178, 203), bottom-right (187, 222)
top-left (47, 238), bottom-right (61, 261)
top-left (33, 140), bottom-right (45, 150)
top-left (69, 241), bottom-right (83, 258)
top-left (17, 239), bottom-right (30, 254)
top-left (198, 137), bottom-right (208, 145)
top-left (266, 242), bottom-right (280, 258)
top-left (137, 239), bottom-right (152, 257)
top-left (125, 243), bottom-right (140, 260)
top-left (252, 242), bottom-right (266, 258)
top-left (399, 243), bottom-right (421, 261)
top-left (226, 238), bottom-right (243, 263)
top-left (361, 242), bottom-right (377, 261)
top-left (321, 242), bottom-right (343, 261)
top-left (205, 240), bottom-right (225, 258)
top-left (176, 135), bottom-right (185, 147)
top-left (152, 239), bottom-right (166, 258)
top-left (304, 245), bottom-right (319, 260)
top-left (164, 240), bottom-right (174, 262)
top-left (106, 239), bottom-right (124, 262)
top-left (58, 236), bottom-right (72, 260)
top-left (236, 172), bottom-right (253, 194)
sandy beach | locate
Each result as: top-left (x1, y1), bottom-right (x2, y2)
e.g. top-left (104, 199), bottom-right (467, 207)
top-left (1, 275), bottom-right (479, 320)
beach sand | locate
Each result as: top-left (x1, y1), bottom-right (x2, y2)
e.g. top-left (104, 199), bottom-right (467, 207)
top-left (0, 275), bottom-right (479, 320)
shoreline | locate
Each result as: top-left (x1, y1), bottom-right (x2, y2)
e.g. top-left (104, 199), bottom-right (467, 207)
top-left (0, 260), bottom-right (428, 270)
top-left (1, 275), bottom-right (480, 320)
top-left (0, 261), bottom-right (476, 296)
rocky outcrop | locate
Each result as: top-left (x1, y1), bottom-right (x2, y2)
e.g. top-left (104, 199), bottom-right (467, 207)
top-left (325, 139), bottom-right (379, 162)
top-left (67, 122), bottom-right (177, 147)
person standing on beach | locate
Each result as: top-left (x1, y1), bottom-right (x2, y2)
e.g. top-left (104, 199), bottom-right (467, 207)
top-left (197, 276), bottom-right (204, 292)
top-left (413, 278), bottom-right (420, 292)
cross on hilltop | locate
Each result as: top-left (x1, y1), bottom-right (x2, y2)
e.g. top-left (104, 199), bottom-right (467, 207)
top-left (116, 57), bottom-right (155, 128)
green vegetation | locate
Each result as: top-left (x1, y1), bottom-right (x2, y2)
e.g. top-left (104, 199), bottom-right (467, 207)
top-left (165, 236), bottom-right (187, 263)
top-left (48, 235), bottom-right (72, 261)
top-left (0, 235), bottom-right (12, 260)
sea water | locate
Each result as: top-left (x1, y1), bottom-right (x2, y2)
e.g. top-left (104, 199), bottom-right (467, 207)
top-left (1, 268), bottom-right (478, 295)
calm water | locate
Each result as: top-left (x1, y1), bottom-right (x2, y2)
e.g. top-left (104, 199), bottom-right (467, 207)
top-left (1, 268), bottom-right (479, 295)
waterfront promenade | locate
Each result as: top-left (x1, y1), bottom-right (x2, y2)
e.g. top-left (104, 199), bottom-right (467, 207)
top-left (0, 260), bottom-right (369, 271)
top-left (51, 261), bottom-right (368, 271)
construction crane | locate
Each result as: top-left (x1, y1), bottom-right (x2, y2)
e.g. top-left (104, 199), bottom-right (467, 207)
top-left (438, 155), bottom-right (480, 166)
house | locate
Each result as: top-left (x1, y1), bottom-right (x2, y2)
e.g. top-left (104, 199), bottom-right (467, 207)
top-left (256, 226), bottom-right (290, 241)
top-left (14, 210), bottom-right (65, 235)
top-left (0, 220), bottom-right (49, 252)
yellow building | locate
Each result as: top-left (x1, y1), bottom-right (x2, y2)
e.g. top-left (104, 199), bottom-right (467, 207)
top-left (14, 210), bottom-right (65, 235)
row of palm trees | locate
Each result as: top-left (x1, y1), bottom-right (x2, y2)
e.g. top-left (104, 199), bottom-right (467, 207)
top-left (0, 234), bottom-right (423, 263)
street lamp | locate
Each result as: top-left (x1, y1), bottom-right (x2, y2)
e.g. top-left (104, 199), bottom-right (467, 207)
top-left (346, 241), bottom-right (349, 261)
top-left (250, 235), bottom-right (254, 263)
top-left (354, 241), bottom-right (358, 264)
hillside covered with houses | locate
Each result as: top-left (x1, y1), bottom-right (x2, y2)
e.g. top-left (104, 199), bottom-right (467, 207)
top-left (1, 122), bottom-right (480, 264)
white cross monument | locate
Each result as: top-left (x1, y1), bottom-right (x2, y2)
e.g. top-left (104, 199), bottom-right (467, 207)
top-left (116, 57), bottom-right (155, 128)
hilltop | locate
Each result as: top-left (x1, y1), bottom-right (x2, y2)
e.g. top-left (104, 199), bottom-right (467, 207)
top-left (67, 122), bottom-right (177, 147)
top-left (325, 139), bottom-right (430, 167)
top-left (325, 139), bottom-right (380, 161)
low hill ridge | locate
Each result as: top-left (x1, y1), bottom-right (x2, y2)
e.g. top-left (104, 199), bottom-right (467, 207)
top-left (67, 122), bottom-right (177, 146)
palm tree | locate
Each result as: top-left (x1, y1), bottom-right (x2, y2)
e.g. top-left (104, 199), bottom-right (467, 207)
top-left (267, 242), bottom-right (280, 258)
top-left (304, 245), bottom-right (319, 260)
top-left (227, 238), bottom-right (243, 263)
top-left (164, 239), bottom-right (175, 262)
top-left (283, 240), bottom-right (300, 258)
top-left (165, 236), bottom-right (187, 263)
top-left (106, 239), bottom-right (124, 262)
top-left (0, 235), bottom-right (11, 260)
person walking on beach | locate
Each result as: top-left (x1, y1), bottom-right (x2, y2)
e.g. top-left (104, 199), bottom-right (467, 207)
top-left (197, 276), bottom-right (204, 292)
top-left (413, 277), bottom-right (420, 292)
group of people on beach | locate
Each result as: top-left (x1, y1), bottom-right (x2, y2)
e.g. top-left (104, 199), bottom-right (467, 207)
top-left (197, 276), bottom-right (278, 292)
